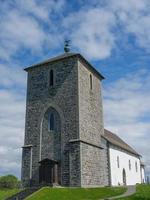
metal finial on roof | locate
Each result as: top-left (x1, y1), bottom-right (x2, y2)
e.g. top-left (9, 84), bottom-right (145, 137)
top-left (64, 40), bottom-right (70, 53)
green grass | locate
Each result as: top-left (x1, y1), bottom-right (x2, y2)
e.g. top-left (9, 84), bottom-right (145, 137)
top-left (117, 184), bottom-right (150, 200)
top-left (0, 188), bottom-right (20, 200)
top-left (26, 187), bottom-right (126, 200)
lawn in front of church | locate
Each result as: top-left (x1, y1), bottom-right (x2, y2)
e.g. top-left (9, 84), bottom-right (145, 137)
top-left (25, 187), bottom-right (126, 200)
top-left (117, 184), bottom-right (150, 200)
top-left (0, 188), bottom-right (20, 200)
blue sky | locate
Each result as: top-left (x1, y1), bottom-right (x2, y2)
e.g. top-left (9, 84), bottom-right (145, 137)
top-left (0, 0), bottom-right (150, 179)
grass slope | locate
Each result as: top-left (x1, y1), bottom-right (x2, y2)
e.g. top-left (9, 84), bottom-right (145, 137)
top-left (118, 184), bottom-right (150, 200)
top-left (26, 187), bottom-right (126, 200)
top-left (0, 188), bottom-right (20, 200)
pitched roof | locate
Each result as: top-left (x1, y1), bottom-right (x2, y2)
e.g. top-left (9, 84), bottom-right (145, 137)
top-left (24, 52), bottom-right (104, 80)
top-left (103, 129), bottom-right (140, 156)
top-left (140, 161), bottom-right (145, 166)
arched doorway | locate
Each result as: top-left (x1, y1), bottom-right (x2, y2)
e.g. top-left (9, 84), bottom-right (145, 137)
top-left (122, 168), bottom-right (126, 185)
top-left (40, 107), bottom-right (61, 185)
top-left (39, 159), bottom-right (59, 185)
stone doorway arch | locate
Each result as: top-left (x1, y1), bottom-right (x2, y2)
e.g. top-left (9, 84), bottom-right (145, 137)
top-left (40, 107), bottom-right (61, 185)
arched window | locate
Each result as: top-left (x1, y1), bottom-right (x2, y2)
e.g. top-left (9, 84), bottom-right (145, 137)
top-left (49, 70), bottom-right (54, 86)
top-left (129, 160), bottom-right (131, 170)
top-left (122, 169), bottom-right (126, 185)
top-left (117, 156), bottom-right (120, 168)
top-left (49, 113), bottom-right (54, 131)
top-left (90, 74), bottom-right (92, 90)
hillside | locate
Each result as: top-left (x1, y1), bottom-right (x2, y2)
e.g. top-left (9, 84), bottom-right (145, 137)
top-left (25, 187), bottom-right (126, 200)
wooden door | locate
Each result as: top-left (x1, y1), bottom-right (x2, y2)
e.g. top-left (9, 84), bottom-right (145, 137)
top-left (39, 162), bottom-right (52, 184)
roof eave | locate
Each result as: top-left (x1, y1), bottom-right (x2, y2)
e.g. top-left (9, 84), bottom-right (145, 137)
top-left (24, 53), bottom-right (77, 72)
top-left (108, 140), bottom-right (141, 157)
top-left (102, 135), bottom-right (140, 157)
top-left (77, 54), bottom-right (105, 80)
top-left (24, 53), bottom-right (105, 80)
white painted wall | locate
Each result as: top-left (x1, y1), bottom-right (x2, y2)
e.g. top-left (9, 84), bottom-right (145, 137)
top-left (141, 166), bottom-right (146, 183)
top-left (109, 145), bottom-right (142, 186)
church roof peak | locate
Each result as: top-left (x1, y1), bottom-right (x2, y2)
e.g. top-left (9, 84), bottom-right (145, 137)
top-left (24, 53), bottom-right (104, 80)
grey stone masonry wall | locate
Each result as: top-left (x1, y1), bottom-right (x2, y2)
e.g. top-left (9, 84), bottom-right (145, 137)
top-left (22, 56), bottom-right (80, 187)
top-left (21, 147), bottom-right (31, 187)
top-left (80, 137), bottom-right (109, 187)
top-left (81, 143), bottom-right (102, 186)
top-left (78, 60), bottom-right (108, 187)
top-left (101, 137), bottom-right (109, 186)
top-left (69, 142), bottom-right (81, 186)
top-left (78, 60), bottom-right (104, 145)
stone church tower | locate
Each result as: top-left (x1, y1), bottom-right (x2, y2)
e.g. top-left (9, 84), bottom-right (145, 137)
top-left (21, 53), bottom-right (109, 187)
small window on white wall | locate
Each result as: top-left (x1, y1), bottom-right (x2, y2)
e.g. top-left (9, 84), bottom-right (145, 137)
top-left (135, 161), bottom-right (138, 172)
top-left (129, 160), bottom-right (131, 170)
top-left (117, 156), bottom-right (120, 168)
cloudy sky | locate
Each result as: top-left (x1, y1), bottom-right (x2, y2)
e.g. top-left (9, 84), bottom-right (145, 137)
top-left (0, 0), bottom-right (150, 179)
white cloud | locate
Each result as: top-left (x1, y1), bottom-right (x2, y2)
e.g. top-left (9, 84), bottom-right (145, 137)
top-left (0, 10), bottom-right (46, 60)
top-left (0, 63), bottom-right (26, 88)
top-left (63, 8), bottom-right (116, 60)
top-left (0, 158), bottom-right (21, 177)
top-left (0, 85), bottom-right (25, 176)
top-left (104, 70), bottom-right (150, 124)
top-left (62, 0), bottom-right (150, 60)
top-left (15, 0), bottom-right (51, 21)
top-left (1, 0), bottom-right (150, 62)
top-left (11, 0), bottom-right (66, 26)
top-left (0, 0), bottom-right (65, 62)
top-left (107, 0), bottom-right (150, 52)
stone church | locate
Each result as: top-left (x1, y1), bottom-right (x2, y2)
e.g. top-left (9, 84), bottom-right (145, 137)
top-left (21, 52), bottom-right (145, 188)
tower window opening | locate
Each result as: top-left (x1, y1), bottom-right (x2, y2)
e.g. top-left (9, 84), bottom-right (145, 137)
top-left (49, 113), bottom-right (54, 131)
top-left (90, 74), bottom-right (92, 90)
top-left (50, 70), bottom-right (54, 86)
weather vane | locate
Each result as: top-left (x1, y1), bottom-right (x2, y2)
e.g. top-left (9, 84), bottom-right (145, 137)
top-left (64, 40), bottom-right (71, 53)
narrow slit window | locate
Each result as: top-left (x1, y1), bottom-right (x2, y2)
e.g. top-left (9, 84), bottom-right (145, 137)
top-left (135, 161), bottom-right (138, 172)
top-left (117, 156), bottom-right (120, 168)
top-left (49, 113), bottom-right (54, 131)
top-left (50, 70), bottom-right (54, 86)
top-left (129, 160), bottom-right (131, 170)
top-left (90, 74), bottom-right (92, 90)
